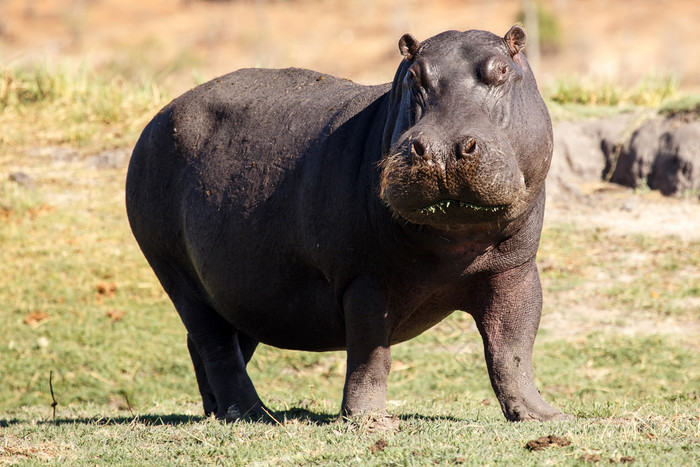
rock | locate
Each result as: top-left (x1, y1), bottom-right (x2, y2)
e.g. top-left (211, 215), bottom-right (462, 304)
top-left (549, 121), bottom-right (601, 199)
top-left (609, 117), bottom-right (668, 189)
top-left (549, 114), bottom-right (634, 198)
top-left (648, 121), bottom-right (700, 196)
top-left (551, 113), bottom-right (700, 199)
top-left (9, 171), bottom-right (34, 188)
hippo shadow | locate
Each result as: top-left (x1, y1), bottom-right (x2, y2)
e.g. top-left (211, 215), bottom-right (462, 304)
top-left (23, 410), bottom-right (336, 427)
top-left (2, 409), bottom-right (336, 427)
top-left (269, 408), bottom-right (467, 426)
top-left (267, 407), bottom-right (337, 425)
top-left (24, 413), bottom-right (207, 427)
top-left (0, 409), bottom-right (472, 428)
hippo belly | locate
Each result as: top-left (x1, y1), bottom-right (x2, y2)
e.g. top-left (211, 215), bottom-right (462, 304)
top-left (196, 255), bottom-right (348, 351)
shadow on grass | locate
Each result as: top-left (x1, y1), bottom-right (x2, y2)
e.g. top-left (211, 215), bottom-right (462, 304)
top-left (271, 407), bottom-right (337, 425)
top-left (0, 408), bottom-right (466, 428)
top-left (35, 413), bottom-right (208, 426)
top-left (39, 410), bottom-right (338, 426)
top-left (270, 408), bottom-right (468, 425)
top-left (0, 409), bottom-right (334, 427)
top-left (0, 418), bottom-right (22, 427)
top-left (397, 413), bottom-right (466, 423)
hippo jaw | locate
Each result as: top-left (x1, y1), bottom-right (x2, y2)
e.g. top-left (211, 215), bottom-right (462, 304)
top-left (379, 181), bottom-right (525, 230)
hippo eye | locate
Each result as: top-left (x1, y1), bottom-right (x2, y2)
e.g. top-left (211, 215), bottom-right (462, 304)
top-left (478, 56), bottom-right (510, 86)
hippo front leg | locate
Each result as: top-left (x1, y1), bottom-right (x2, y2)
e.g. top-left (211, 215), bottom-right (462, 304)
top-left (340, 276), bottom-right (392, 419)
top-left (474, 260), bottom-right (571, 422)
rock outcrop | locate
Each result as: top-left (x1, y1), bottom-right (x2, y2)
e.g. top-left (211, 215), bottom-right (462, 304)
top-left (549, 112), bottom-right (700, 198)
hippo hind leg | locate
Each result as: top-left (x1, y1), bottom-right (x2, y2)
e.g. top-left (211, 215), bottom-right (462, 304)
top-left (187, 331), bottom-right (260, 417)
top-left (237, 332), bottom-right (260, 365)
top-left (187, 326), bottom-right (267, 421)
top-left (146, 256), bottom-right (267, 421)
top-left (187, 334), bottom-right (218, 416)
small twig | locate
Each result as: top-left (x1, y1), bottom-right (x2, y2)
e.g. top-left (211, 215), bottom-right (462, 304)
top-left (49, 370), bottom-right (58, 424)
top-left (124, 393), bottom-right (134, 418)
top-left (181, 428), bottom-right (216, 448)
top-left (261, 407), bottom-right (292, 438)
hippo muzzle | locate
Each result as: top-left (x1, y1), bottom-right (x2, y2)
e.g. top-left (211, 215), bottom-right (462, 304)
top-left (380, 123), bottom-right (527, 230)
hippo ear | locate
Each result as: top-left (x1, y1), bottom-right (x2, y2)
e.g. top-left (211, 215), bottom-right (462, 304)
top-left (504, 25), bottom-right (527, 56)
top-left (399, 33), bottom-right (421, 60)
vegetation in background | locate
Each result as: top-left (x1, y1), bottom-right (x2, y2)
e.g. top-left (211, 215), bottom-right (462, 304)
top-left (546, 73), bottom-right (679, 107)
top-left (542, 73), bottom-right (692, 121)
top-left (517, 1), bottom-right (563, 54)
top-left (660, 93), bottom-right (700, 118)
top-left (0, 64), bottom-right (168, 151)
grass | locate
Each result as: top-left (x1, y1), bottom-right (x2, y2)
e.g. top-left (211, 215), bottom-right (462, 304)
top-left (2, 402), bottom-right (697, 465)
top-left (543, 73), bottom-right (697, 121)
top-left (546, 73), bottom-right (679, 107)
top-left (0, 64), bottom-right (699, 464)
top-left (0, 63), bottom-right (168, 151)
top-left (539, 225), bottom-right (700, 319)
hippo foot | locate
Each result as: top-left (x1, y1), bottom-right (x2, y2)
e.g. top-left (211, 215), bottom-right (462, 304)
top-left (224, 403), bottom-right (273, 423)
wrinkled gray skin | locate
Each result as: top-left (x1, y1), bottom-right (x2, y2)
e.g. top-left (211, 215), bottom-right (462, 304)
top-left (126, 26), bottom-right (571, 423)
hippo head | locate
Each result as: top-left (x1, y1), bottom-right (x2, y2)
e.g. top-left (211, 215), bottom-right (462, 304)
top-left (380, 26), bottom-right (553, 231)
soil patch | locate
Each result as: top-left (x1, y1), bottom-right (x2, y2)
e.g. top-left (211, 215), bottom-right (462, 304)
top-left (525, 435), bottom-right (571, 451)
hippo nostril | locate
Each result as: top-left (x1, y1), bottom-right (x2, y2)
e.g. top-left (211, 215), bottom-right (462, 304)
top-left (411, 139), bottom-right (430, 162)
top-left (457, 138), bottom-right (478, 160)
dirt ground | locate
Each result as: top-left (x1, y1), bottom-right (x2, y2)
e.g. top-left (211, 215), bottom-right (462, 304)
top-left (1, 0), bottom-right (700, 94)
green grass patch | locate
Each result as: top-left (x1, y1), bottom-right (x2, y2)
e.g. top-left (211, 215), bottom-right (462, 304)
top-left (0, 63), bottom-right (169, 151)
top-left (543, 73), bottom-right (691, 121)
top-left (546, 73), bottom-right (678, 107)
top-left (660, 93), bottom-right (700, 118)
top-left (0, 171), bottom-right (195, 411)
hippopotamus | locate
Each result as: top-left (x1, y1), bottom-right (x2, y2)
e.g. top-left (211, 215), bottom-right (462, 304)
top-left (126, 25), bottom-right (571, 423)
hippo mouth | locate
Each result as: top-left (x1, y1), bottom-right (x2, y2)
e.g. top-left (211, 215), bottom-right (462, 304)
top-left (392, 198), bottom-right (513, 230)
top-left (416, 199), bottom-right (508, 215)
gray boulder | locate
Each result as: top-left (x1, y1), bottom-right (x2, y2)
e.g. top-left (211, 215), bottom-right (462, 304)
top-left (549, 114), bottom-right (634, 197)
top-left (647, 121), bottom-right (700, 196)
top-left (551, 113), bottom-right (700, 198)
top-left (607, 117), bottom-right (664, 188)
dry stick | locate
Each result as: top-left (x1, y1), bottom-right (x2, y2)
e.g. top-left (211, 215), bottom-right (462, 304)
top-left (49, 370), bottom-right (58, 424)
top-left (124, 393), bottom-right (135, 418)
